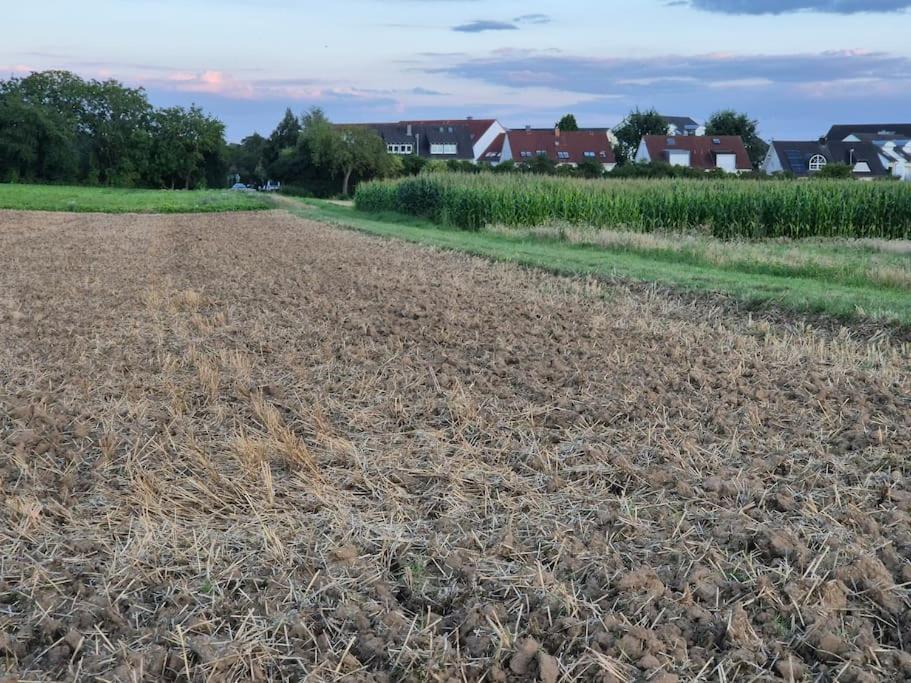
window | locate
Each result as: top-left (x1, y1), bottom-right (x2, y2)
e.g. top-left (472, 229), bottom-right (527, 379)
top-left (430, 143), bottom-right (457, 155)
top-left (599, 151), bottom-right (607, 158)
top-left (536, 150), bottom-right (547, 157)
top-left (520, 151), bottom-right (532, 158)
top-left (557, 151), bottom-right (570, 159)
top-left (808, 154), bottom-right (827, 172)
top-left (712, 138), bottom-right (721, 145)
top-left (667, 138), bottom-right (676, 146)
top-left (583, 151), bottom-right (596, 158)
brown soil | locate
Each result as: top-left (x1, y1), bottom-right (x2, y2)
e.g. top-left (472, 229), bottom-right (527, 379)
top-left (1, 209), bottom-right (910, 682)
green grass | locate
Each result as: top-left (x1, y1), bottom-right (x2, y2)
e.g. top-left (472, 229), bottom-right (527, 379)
top-left (288, 198), bottom-right (911, 327)
top-left (0, 183), bottom-right (272, 213)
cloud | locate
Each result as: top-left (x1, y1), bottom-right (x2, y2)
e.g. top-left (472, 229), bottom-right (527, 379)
top-left (452, 20), bottom-right (517, 32)
top-left (683, 0), bottom-right (911, 13)
top-left (514, 13), bottom-right (552, 24)
top-left (430, 49), bottom-right (911, 97)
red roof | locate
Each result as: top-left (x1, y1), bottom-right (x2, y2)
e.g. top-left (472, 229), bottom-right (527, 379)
top-left (504, 129), bottom-right (615, 165)
top-left (641, 135), bottom-right (751, 171)
top-left (400, 118), bottom-right (498, 141)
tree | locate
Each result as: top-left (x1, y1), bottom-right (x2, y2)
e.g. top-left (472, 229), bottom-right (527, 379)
top-left (82, 80), bottom-right (153, 185)
top-left (705, 110), bottom-right (769, 169)
top-left (227, 133), bottom-right (268, 185)
top-left (611, 108), bottom-right (669, 165)
top-left (0, 91), bottom-right (77, 182)
top-left (149, 105), bottom-right (225, 189)
top-left (302, 109), bottom-right (393, 195)
top-left (556, 114), bottom-right (579, 132)
top-left (264, 108), bottom-right (301, 171)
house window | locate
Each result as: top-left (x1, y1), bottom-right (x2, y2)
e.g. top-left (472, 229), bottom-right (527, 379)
top-left (583, 151), bottom-right (596, 158)
top-left (520, 151), bottom-right (532, 158)
top-left (431, 143), bottom-right (458, 155)
top-left (599, 151), bottom-right (607, 158)
top-left (536, 150), bottom-right (547, 157)
top-left (557, 151), bottom-right (570, 160)
top-left (808, 154), bottom-right (827, 172)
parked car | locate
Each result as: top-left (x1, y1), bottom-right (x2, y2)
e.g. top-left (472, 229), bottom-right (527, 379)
top-left (262, 180), bottom-right (282, 192)
top-left (231, 183), bottom-right (252, 191)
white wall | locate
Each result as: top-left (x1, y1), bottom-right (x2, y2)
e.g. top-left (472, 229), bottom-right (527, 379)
top-left (761, 146), bottom-right (783, 174)
top-left (667, 150), bottom-right (691, 167)
top-left (472, 121), bottom-right (507, 162)
top-left (634, 140), bottom-right (651, 163)
top-left (716, 153), bottom-right (737, 172)
top-left (501, 135), bottom-right (513, 164)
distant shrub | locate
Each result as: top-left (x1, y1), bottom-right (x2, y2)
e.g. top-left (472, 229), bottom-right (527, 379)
top-left (813, 163), bottom-right (854, 180)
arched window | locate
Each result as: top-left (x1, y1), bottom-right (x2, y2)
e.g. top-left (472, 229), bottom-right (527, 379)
top-left (809, 154), bottom-right (827, 172)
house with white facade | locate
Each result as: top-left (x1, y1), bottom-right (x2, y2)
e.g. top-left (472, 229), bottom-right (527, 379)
top-left (481, 127), bottom-right (616, 170)
top-left (635, 135), bottom-right (752, 173)
top-left (762, 124), bottom-right (911, 180)
top-left (661, 115), bottom-right (705, 137)
top-left (355, 118), bottom-right (506, 163)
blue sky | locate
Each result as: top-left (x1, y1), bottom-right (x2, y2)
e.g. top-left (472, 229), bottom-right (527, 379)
top-left (2, 0), bottom-right (909, 141)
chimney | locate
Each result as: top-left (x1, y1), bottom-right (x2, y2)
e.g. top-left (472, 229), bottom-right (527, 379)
top-left (525, 125), bottom-right (531, 132)
top-left (554, 125), bottom-right (560, 138)
top-left (467, 116), bottom-right (473, 121)
top-left (406, 124), bottom-right (413, 136)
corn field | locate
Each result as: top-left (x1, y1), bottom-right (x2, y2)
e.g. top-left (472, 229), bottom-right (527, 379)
top-left (355, 174), bottom-right (911, 239)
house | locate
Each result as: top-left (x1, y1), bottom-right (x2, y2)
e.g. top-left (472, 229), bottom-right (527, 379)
top-left (484, 127), bottom-right (616, 170)
top-left (400, 118), bottom-right (506, 161)
top-left (662, 115), bottom-right (705, 137)
top-left (635, 135), bottom-right (752, 173)
top-left (762, 124), bottom-right (911, 180)
top-left (352, 118), bottom-right (505, 162)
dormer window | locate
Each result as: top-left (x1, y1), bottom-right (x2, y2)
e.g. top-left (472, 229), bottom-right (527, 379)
top-left (808, 154), bottom-right (827, 172)
top-left (536, 150), bottom-right (547, 157)
top-left (557, 151), bottom-right (570, 159)
top-left (583, 151), bottom-right (596, 158)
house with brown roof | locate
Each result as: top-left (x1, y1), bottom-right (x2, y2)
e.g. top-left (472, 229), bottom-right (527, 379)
top-left (635, 135), bottom-right (752, 173)
top-left (483, 127), bottom-right (616, 170)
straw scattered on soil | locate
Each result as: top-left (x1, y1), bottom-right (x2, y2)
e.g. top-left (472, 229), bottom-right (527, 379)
top-left (1, 209), bottom-right (910, 681)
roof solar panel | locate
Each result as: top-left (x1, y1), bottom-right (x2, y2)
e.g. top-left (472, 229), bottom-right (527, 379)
top-left (785, 150), bottom-right (805, 172)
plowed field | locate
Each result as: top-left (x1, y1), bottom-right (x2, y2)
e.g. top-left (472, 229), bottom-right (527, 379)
top-left (1, 210), bottom-right (910, 681)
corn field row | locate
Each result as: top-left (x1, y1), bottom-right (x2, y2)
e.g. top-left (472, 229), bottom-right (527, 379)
top-left (354, 174), bottom-right (911, 239)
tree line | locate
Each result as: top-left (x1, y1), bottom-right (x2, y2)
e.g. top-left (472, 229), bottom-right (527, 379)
top-left (1, 71), bottom-right (789, 194)
top-left (0, 70), bottom-right (226, 188)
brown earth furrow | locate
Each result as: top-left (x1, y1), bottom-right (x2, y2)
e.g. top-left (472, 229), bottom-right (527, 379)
top-left (1, 209), bottom-right (909, 681)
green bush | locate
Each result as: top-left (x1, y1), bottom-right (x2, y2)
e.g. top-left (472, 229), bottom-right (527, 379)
top-left (354, 173), bottom-right (911, 239)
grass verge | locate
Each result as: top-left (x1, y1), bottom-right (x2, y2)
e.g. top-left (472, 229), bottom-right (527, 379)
top-left (0, 184), bottom-right (271, 213)
top-left (286, 197), bottom-right (911, 327)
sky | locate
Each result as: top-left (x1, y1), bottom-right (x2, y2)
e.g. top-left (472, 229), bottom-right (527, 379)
top-left (2, 0), bottom-right (910, 142)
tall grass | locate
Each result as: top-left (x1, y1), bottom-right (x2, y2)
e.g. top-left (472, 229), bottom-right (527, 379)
top-left (355, 174), bottom-right (911, 239)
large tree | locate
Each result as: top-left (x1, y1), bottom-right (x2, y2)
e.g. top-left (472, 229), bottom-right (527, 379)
top-left (82, 80), bottom-right (153, 185)
top-left (556, 114), bottom-right (579, 131)
top-left (149, 105), bottom-right (225, 190)
top-left (611, 108), bottom-right (669, 164)
top-left (227, 133), bottom-right (268, 185)
top-left (705, 110), bottom-right (769, 169)
top-left (0, 90), bottom-right (79, 182)
top-left (263, 108), bottom-right (302, 171)
top-left (303, 109), bottom-right (393, 196)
